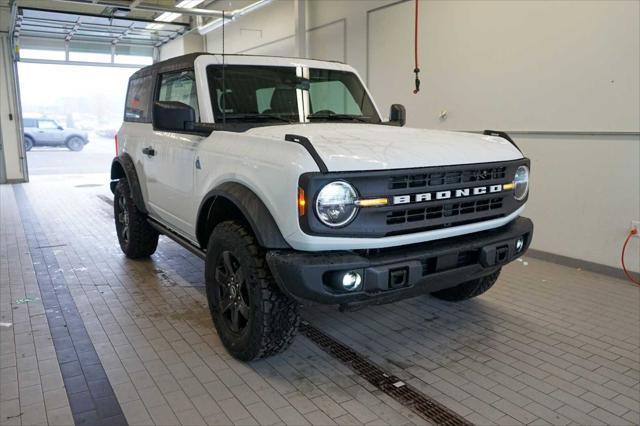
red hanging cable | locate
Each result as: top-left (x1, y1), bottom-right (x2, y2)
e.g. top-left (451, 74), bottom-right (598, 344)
top-left (621, 229), bottom-right (640, 285)
top-left (413, 0), bottom-right (421, 94)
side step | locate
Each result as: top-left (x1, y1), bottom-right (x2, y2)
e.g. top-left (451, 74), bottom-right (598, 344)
top-left (147, 218), bottom-right (206, 260)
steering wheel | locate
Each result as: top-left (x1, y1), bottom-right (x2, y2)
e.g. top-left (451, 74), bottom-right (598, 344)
top-left (309, 109), bottom-right (336, 116)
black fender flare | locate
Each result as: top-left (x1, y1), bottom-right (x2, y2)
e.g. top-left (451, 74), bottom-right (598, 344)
top-left (110, 154), bottom-right (147, 214)
top-left (196, 182), bottom-right (290, 249)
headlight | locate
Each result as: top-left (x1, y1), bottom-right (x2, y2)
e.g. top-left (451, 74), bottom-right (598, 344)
top-left (513, 165), bottom-right (529, 201)
top-left (315, 181), bottom-right (358, 227)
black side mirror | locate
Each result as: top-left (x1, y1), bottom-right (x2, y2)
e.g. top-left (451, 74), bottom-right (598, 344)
top-left (153, 101), bottom-right (195, 132)
top-left (389, 104), bottom-right (406, 127)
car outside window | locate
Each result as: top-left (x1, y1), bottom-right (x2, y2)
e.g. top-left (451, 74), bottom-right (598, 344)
top-left (124, 75), bottom-right (153, 122)
top-left (158, 70), bottom-right (199, 121)
top-left (38, 120), bottom-right (59, 129)
top-left (23, 118), bottom-right (37, 128)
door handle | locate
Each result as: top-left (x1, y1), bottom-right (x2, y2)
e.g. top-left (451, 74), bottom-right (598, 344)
top-left (142, 146), bottom-right (155, 156)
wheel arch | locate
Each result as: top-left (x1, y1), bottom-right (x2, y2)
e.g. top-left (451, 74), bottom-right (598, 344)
top-left (110, 154), bottom-right (147, 214)
top-left (196, 182), bottom-right (290, 250)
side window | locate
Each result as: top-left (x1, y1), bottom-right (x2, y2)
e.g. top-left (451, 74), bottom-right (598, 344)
top-left (125, 75), bottom-right (153, 122)
top-left (38, 120), bottom-right (58, 129)
top-left (158, 70), bottom-right (199, 121)
top-left (23, 118), bottom-right (36, 127)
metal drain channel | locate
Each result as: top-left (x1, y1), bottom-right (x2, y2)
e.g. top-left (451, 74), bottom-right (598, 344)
top-left (299, 321), bottom-right (473, 426)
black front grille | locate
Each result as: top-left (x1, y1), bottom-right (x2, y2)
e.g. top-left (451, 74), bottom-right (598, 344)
top-left (390, 166), bottom-right (507, 190)
top-left (299, 159), bottom-right (528, 238)
top-left (387, 197), bottom-right (504, 225)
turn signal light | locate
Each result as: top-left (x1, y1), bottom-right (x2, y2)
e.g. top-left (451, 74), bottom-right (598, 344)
top-left (298, 187), bottom-right (306, 216)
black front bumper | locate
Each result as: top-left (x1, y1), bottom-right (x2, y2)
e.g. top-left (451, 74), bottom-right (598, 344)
top-left (266, 217), bottom-right (533, 306)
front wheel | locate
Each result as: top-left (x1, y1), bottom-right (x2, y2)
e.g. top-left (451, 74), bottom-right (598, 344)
top-left (66, 136), bottom-right (84, 151)
top-left (431, 269), bottom-right (501, 301)
top-left (205, 221), bottom-right (299, 361)
top-left (24, 137), bottom-right (34, 151)
top-left (113, 179), bottom-right (159, 258)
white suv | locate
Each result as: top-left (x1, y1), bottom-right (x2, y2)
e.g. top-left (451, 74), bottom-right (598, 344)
top-left (111, 53), bottom-right (533, 360)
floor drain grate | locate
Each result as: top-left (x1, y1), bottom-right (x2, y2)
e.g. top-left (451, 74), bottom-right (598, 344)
top-left (299, 321), bottom-right (473, 426)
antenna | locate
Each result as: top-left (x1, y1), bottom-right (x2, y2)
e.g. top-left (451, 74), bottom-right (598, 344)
top-left (222, 9), bottom-right (226, 124)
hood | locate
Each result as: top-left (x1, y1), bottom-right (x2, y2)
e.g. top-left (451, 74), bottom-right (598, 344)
top-left (246, 123), bottom-right (523, 172)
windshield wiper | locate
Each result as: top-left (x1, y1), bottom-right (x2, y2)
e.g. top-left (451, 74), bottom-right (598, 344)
top-left (307, 113), bottom-right (372, 123)
top-left (222, 113), bottom-right (295, 123)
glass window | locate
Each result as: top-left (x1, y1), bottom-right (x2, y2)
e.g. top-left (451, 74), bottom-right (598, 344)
top-left (23, 118), bottom-right (37, 128)
top-left (307, 69), bottom-right (379, 123)
top-left (207, 65), bottom-right (299, 122)
top-left (124, 75), bottom-right (153, 122)
top-left (38, 120), bottom-right (59, 129)
top-left (158, 70), bottom-right (199, 121)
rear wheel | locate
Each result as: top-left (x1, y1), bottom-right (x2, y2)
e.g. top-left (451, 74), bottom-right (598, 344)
top-left (205, 221), bottom-right (299, 361)
top-left (431, 269), bottom-right (501, 301)
top-left (66, 136), bottom-right (84, 151)
top-left (24, 136), bottom-right (34, 151)
top-left (113, 179), bottom-right (159, 258)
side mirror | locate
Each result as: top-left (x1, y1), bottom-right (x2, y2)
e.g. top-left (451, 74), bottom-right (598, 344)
top-left (57, 125), bottom-right (64, 130)
top-left (153, 101), bottom-right (195, 132)
top-left (389, 104), bottom-right (406, 127)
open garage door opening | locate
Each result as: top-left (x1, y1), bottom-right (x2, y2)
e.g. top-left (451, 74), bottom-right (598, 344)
top-left (19, 62), bottom-right (135, 177)
top-left (11, 6), bottom-right (188, 183)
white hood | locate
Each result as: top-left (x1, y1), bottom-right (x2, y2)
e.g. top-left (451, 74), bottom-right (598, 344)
top-left (246, 123), bottom-right (523, 172)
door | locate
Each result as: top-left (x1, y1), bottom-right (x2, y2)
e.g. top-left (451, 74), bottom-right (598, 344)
top-left (36, 119), bottom-right (64, 144)
top-left (144, 69), bottom-right (202, 239)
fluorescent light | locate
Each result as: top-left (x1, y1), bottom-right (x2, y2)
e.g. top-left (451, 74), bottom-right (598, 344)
top-left (153, 0), bottom-right (205, 24)
top-left (176, 0), bottom-right (205, 8)
top-left (155, 12), bottom-right (181, 22)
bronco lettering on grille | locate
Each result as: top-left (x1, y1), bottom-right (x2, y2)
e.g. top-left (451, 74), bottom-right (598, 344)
top-left (393, 184), bottom-right (503, 205)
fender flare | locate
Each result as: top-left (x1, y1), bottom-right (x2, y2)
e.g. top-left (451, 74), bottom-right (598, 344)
top-left (110, 153), bottom-right (147, 214)
top-left (196, 182), bottom-right (290, 250)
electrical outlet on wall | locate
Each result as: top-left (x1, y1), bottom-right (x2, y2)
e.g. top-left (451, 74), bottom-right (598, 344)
top-left (632, 221), bottom-right (640, 236)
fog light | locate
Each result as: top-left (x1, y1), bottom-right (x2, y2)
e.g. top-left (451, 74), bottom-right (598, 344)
top-left (515, 237), bottom-right (524, 253)
top-left (342, 272), bottom-right (362, 291)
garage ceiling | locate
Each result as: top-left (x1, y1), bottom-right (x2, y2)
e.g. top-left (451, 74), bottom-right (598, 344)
top-left (14, 7), bottom-right (189, 50)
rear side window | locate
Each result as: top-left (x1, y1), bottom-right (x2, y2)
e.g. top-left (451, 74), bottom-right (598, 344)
top-left (125, 75), bottom-right (153, 122)
top-left (23, 118), bottom-right (36, 127)
top-left (38, 120), bottom-right (58, 129)
top-left (158, 70), bottom-right (199, 121)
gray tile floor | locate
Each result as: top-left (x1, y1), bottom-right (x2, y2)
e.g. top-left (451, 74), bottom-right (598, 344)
top-left (1, 175), bottom-right (639, 425)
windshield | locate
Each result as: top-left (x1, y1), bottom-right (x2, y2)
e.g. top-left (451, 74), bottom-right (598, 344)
top-left (206, 65), bottom-right (380, 124)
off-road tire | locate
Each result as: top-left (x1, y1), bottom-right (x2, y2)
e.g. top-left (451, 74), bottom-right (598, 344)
top-left (24, 136), bottom-right (34, 152)
top-left (113, 179), bottom-right (158, 258)
top-left (431, 268), bottom-right (501, 301)
top-left (205, 221), bottom-right (299, 361)
top-left (66, 136), bottom-right (84, 151)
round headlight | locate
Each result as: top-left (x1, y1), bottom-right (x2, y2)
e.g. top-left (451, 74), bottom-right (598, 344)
top-left (315, 181), bottom-right (358, 227)
top-left (514, 165), bottom-right (529, 201)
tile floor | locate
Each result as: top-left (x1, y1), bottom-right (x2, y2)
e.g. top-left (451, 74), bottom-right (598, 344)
top-left (0, 175), bottom-right (638, 426)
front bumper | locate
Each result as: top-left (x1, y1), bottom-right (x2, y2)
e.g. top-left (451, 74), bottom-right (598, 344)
top-left (266, 217), bottom-right (533, 306)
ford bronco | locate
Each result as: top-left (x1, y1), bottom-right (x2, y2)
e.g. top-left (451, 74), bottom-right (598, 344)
top-left (111, 53), bottom-right (533, 360)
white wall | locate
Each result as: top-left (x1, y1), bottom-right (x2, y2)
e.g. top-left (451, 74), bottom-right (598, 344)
top-left (188, 0), bottom-right (640, 273)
